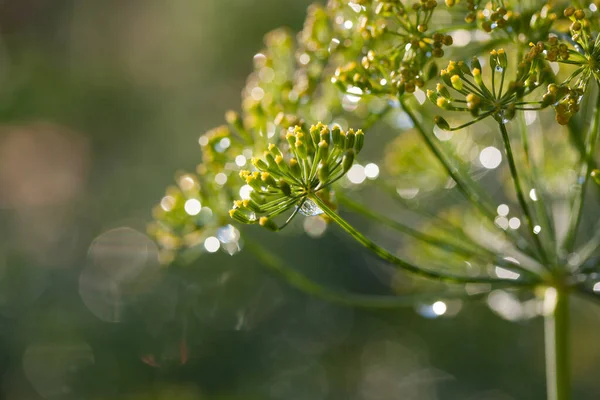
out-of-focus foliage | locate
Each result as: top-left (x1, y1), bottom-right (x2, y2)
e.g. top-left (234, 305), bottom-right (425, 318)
top-left (1, 1), bottom-right (600, 400)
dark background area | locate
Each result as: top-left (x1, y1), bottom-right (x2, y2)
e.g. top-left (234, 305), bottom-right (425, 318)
top-left (0, 1), bottom-right (600, 399)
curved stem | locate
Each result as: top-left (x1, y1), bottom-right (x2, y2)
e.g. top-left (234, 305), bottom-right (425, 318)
top-left (401, 98), bottom-right (495, 217)
top-left (544, 287), bottom-right (571, 400)
top-left (517, 112), bottom-right (557, 264)
top-left (563, 88), bottom-right (600, 253)
top-left (371, 180), bottom-right (502, 252)
top-left (570, 218), bottom-right (600, 270)
top-left (245, 239), bottom-right (480, 308)
top-left (310, 194), bottom-right (538, 286)
top-left (338, 194), bottom-right (538, 278)
top-left (401, 98), bottom-right (539, 260)
top-left (498, 120), bottom-right (550, 266)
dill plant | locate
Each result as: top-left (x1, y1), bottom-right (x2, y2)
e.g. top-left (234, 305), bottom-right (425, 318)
top-left (150, 1), bottom-right (600, 398)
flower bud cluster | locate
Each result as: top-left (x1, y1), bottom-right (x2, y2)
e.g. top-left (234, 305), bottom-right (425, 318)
top-left (446, 0), bottom-right (514, 33)
top-left (332, 0), bottom-right (451, 97)
top-left (230, 123), bottom-right (364, 230)
top-left (533, 7), bottom-right (600, 124)
top-left (428, 49), bottom-right (550, 129)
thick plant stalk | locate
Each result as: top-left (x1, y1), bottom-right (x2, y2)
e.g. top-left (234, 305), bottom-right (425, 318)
top-left (309, 194), bottom-right (538, 287)
top-left (544, 287), bottom-right (571, 400)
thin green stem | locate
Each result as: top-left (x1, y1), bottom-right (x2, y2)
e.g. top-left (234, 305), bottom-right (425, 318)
top-left (544, 287), bottom-right (571, 400)
top-left (245, 239), bottom-right (482, 308)
top-left (570, 218), bottom-right (600, 270)
top-left (563, 88), bottom-right (600, 253)
top-left (371, 180), bottom-right (511, 253)
top-left (401, 97), bottom-right (539, 260)
top-left (310, 194), bottom-right (538, 286)
top-left (338, 194), bottom-right (538, 278)
top-left (567, 115), bottom-right (588, 161)
top-left (497, 120), bottom-right (550, 266)
top-left (401, 99), bottom-right (488, 216)
top-left (517, 113), bottom-right (557, 264)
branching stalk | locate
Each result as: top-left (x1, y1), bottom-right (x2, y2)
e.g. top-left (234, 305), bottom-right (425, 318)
top-left (246, 239), bottom-right (486, 309)
top-left (517, 112), bottom-right (557, 264)
top-left (310, 194), bottom-right (538, 287)
top-left (338, 194), bottom-right (538, 278)
top-left (563, 89), bottom-right (600, 253)
top-left (497, 119), bottom-right (550, 266)
top-left (401, 98), bottom-right (540, 260)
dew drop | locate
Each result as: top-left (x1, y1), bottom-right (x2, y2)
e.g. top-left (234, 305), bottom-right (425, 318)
top-left (298, 199), bottom-right (324, 216)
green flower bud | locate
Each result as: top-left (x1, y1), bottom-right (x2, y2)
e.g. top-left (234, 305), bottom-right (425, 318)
top-left (318, 161), bottom-right (329, 183)
top-left (458, 61), bottom-right (471, 76)
top-left (243, 199), bottom-right (262, 213)
top-left (246, 174), bottom-right (263, 191)
top-left (424, 62), bottom-right (438, 81)
top-left (286, 131), bottom-right (296, 147)
top-left (342, 149), bottom-right (355, 173)
top-left (289, 158), bottom-right (302, 178)
top-left (503, 104), bottom-right (516, 120)
top-left (440, 70), bottom-right (453, 86)
top-left (436, 83), bottom-right (451, 98)
top-left (317, 140), bottom-right (329, 162)
top-left (591, 170), bottom-right (600, 185)
top-left (542, 93), bottom-right (556, 107)
top-left (250, 190), bottom-right (265, 205)
top-left (251, 157), bottom-right (269, 171)
top-left (309, 124), bottom-right (321, 147)
top-left (268, 143), bottom-right (283, 158)
top-left (229, 209), bottom-right (251, 224)
top-left (354, 129), bottom-right (365, 153)
top-left (436, 97), bottom-right (451, 109)
top-left (332, 126), bottom-right (343, 147)
top-left (264, 152), bottom-right (277, 169)
top-left (471, 57), bottom-right (482, 72)
top-left (450, 75), bottom-right (463, 91)
top-left (261, 171), bottom-right (278, 187)
top-left (434, 116), bottom-right (450, 130)
top-left (259, 216), bottom-right (279, 231)
top-left (346, 129), bottom-right (356, 150)
top-left (319, 127), bottom-right (331, 145)
top-left (427, 89), bottom-right (438, 104)
top-left (489, 49), bottom-right (498, 70)
top-left (295, 139), bottom-right (308, 159)
top-left (497, 49), bottom-right (507, 69)
top-left (472, 67), bottom-right (483, 87)
top-left (279, 180), bottom-right (291, 196)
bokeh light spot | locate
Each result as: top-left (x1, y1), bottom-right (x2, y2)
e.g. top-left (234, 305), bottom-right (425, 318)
top-left (479, 146), bottom-right (502, 169)
top-left (347, 164), bottom-right (366, 184)
top-left (204, 236), bottom-right (220, 253)
top-left (184, 199), bottom-right (202, 215)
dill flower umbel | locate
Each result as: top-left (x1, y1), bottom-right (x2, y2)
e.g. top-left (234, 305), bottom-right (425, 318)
top-left (230, 123), bottom-right (364, 230)
top-left (154, 2), bottom-right (600, 396)
top-left (429, 49), bottom-right (551, 130)
top-left (332, 0), bottom-right (453, 97)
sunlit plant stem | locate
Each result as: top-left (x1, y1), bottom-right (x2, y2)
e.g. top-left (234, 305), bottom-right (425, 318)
top-left (544, 287), bottom-right (571, 400)
top-left (309, 194), bottom-right (539, 287)
top-left (401, 98), bottom-right (540, 259)
top-left (563, 89), bottom-right (600, 254)
top-left (497, 119), bottom-right (550, 265)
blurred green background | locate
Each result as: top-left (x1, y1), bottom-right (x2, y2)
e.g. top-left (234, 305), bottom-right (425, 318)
top-left (1, 1), bottom-right (600, 399)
